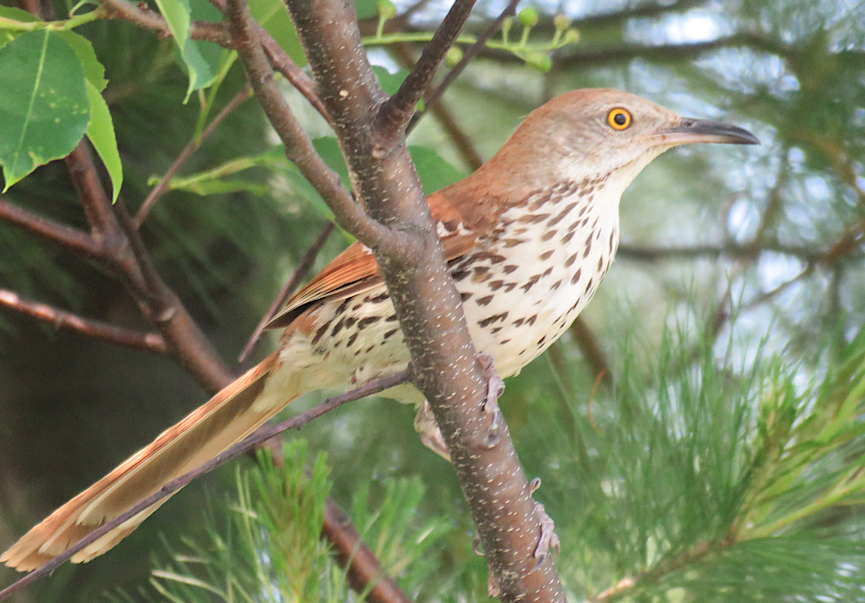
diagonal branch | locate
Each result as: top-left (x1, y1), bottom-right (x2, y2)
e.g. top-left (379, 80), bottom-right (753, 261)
top-left (238, 221), bottom-right (335, 363)
top-left (376, 0), bottom-right (477, 142)
top-left (0, 370), bottom-right (410, 603)
top-left (282, 0), bottom-right (565, 599)
top-left (409, 0), bottom-right (520, 134)
top-left (0, 289), bottom-right (167, 354)
top-left (134, 83), bottom-right (254, 227)
top-left (223, 0), bottom-right (408, 257)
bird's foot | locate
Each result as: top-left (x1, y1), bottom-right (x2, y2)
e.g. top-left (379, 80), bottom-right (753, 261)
top-left (529, 477), bottom-right (560, 565)
top-left (415, 400), bottom-right (451, 461)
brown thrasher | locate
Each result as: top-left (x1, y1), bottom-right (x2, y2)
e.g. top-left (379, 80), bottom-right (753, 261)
top-left (1, 89), bottom-right (758, 571)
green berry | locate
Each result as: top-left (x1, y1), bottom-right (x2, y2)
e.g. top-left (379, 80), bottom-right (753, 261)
top-left (518, 7), bottom-right (539, 28)
top-left (446, 46), bottom-right (464, 67)
top-left (377, 0), bottom-right (397, 19)
top-left (564, 29), bottom-right (580, 44)
top-left (553, 14), bottom-right (570, 30)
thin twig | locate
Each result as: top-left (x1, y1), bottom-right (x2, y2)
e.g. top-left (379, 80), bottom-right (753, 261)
top-left (98, 0), bottom-right (231, 45)
top-left (0, 289), bottom-right (167, 354)
top-left (378, 0), bottom-right (478, 141)
top-left (0, 196), bottom-right (103, 258)
top-left (238, 221), bottom-right (335, 363)
top-left (134, 84), bottom-right (254, 227)
top-left (409, 0), bottom-right (520, 134)
top-left (569, 317), bottom-right (612, 385)
top-left (0, 370), bottom-right (410, 602)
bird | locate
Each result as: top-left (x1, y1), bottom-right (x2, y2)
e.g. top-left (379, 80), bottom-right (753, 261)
top-left (1, 88), bottom-right (758, 571)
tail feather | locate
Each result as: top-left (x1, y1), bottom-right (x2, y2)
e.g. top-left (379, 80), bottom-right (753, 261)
top-left (1, 352), bottom-right (295, 572)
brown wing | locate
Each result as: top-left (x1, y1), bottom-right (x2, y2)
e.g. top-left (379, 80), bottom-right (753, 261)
top-left (266, 192), bottom-right (478, 329)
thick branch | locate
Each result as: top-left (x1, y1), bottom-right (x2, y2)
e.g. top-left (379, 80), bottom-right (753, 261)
top-left (284, 0), bottom-right (565, 599)
top-left (0, 289), bottom-right (167, 354)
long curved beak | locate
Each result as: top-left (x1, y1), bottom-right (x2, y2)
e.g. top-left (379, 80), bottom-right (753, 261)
top-left (659, 118), bottom-right (760, 146)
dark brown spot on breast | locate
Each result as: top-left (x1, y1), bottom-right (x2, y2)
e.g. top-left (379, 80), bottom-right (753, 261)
top-left (583, 235), bottom-right (593, 258)
top-left (541, 229), bottom-right (557, 242)
top-left (525, 314), bottom-right (537, 326)
top-left (386, 314), bottom-right (398, 322)
top-left (347, 332), bottom-right (359, 347)
top-left (571, 268), bottom-right (582, 285)
top-left (331, 317), bottom-right (346, 337)
top-left (539, 250), bottom-right (554, 261)
top-left (541, 267), bottom-right (553, 277)
top-left (489, 280), bottom-right (504, 291)
top-left (357, 316), bottom-right (381, 329)
top-left (475, 251), bottom-right (507, 264)
top-left (504, 282), bottom-right (517, 292)
top-left (383, 328), bottom-right (398, 340)
top-left (512, 318), bottom-right (525, 327)
top-left (551, 280), bottom-right (562, 290)
top-left (547, 202), bottom-right (578, 227)
top-left (562, 231), bottom-right (576, 245)
top-left (518, 213), bottom-right (550, 224)
top-left (502, 238), bottom-right (525, 248)
top-left (477, 294), bottom-right (494, 306)
top-left (478, 312), bottom-right (508, 328)
top-left (521, 275), bottom-right (541, 292)
top-left (503, 265), bottom-right (518, 274)
top-left (451, 269), bottom-right (470, 282)
top-left (565, 252), bottom-right (578, 268)
top-left (584, 277), bottom-right (594, 294)
top-left (461, 291), bottom-right (473, 301)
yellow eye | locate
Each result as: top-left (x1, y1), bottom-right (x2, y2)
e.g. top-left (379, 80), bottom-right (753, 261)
top-left (607, 108), bottom-right (632, 130)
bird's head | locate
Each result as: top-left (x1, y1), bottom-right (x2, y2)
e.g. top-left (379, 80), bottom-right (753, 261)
top-left (483, 88), bottom-right (759, 197)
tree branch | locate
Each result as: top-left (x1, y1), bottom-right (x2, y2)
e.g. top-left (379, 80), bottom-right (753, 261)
top-left (376, 0), bottom-right (477, 142)
top-left (282, 0), bottom-right (566, 599)
top-left (98, 0), bottom-right (232, 45)
top-left (409, 0), bottom-right (520, 134)
top-left (134, 83), bottom-right (254, 227)
top-left (0, 289), bottom-right (167, 354)
top-left (0, 196), bottom-right (102, 258)
top-left (238, 221), bottom-right (335, 363)
top-left (0, 370), bottom-right (410, 603)
top-left (223, 0), bottom-right (406, 256)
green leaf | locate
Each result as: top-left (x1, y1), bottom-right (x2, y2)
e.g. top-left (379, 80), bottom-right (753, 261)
top-left (152, 0), bottom-right (215, 100)
top-left (0, 7), bottom-right (39, 50)
top-left (354, 0), bottom-right (378, 19)
top-left (0, 30), bottom-right (89, 190)
top-left (56, 30), bottom-right (107, 91)
top-left (85, 80), bottom-right (122, 202)
top-left (372, 65), bottom-right (424, 110)
top-left (409, 145), bottom-right (465, 194)
top-left (249, 0), bottom-right (306, 66)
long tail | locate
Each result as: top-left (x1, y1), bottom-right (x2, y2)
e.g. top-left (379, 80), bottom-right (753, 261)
top-left (1, 352), bottom-right (293, 571)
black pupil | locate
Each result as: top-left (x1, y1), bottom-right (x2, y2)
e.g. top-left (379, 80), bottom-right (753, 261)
top-left (613, 111), bottom-right (628, 126)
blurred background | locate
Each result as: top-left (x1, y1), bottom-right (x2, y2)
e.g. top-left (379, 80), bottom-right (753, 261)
top-left (1, 0), bottom-right (864, 600)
